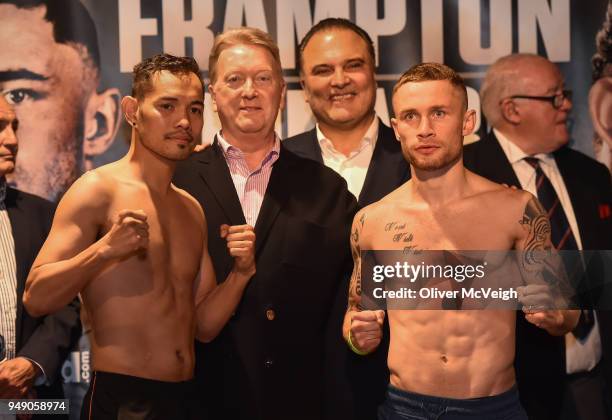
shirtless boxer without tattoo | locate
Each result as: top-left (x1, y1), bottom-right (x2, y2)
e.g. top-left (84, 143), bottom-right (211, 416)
top-left (342, 63), bottom-right (579, 419)
top-left (23, 54), bottom-right (256, 419)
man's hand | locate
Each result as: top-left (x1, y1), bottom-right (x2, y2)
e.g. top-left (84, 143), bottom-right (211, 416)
top-left (98, 209), bottom-right (149, 260)
top-left (0, 358), bottom-right (40, 398)
top-left (349, 310), bottom-right (385, 354)
top-left (192, 142), bottom-right (211, 153)
top-left (221, 224), bottom-right (256, 277)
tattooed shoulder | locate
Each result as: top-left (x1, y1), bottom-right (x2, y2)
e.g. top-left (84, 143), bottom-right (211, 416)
top-left (519, 196), bottom-right (552, 251)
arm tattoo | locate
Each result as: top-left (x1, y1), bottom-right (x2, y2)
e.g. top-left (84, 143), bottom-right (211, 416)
top-left (519, 196), bottom-right (554, 274)
top-left (348, 213), bottom-right (365, 311)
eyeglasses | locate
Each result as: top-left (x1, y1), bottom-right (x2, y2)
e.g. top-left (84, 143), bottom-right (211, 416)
top-left (508, 89), bottom-right (572, 109)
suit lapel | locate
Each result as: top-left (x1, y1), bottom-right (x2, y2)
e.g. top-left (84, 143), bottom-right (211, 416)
top-left (198, 138), bottom-right (246, 225)
top-left (6, 189), bottom-right (30, 349)
top-left (254, 146), bottom-right (294, 255)
top-left (299, 128), bottom-right (324, 164)
top-left (476, 133), bottom-right (522, 187)
top-left (358, 121), bottom-right (403, 206)
top-left (554, 148), bottom-right (591, 247)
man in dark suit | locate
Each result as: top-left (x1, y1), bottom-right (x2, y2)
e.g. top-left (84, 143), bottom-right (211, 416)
top-left (173, 28), bottom-right (357, 420)
top-left (283, 20), bottom-right (410, 419)
top-left (0, 96), bottom-right (80, 417)
top-left (463, 53), bottom-right (612, 420)
top-left (283, 18), bottom-right (410, 208)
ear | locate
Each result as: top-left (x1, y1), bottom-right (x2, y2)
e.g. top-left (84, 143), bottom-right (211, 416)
top-left (589, 77), bottom-right (612, 148)
top-left (208, 84), bottom-right (218, 113)
top-left (462, 109), bottom-right (477, 136)
top-left (390, 117), bottom-right (400, 142)
top-left (299, 76), bottom-right (311, 104)
top-left (121, 95), bottom-right (139, 127)
top-left (279, 79), bottom-right (288, 112)
top-left (83, 88), bottom-right (121, 160)
top-left (499, 98), bottom-right (520, 125)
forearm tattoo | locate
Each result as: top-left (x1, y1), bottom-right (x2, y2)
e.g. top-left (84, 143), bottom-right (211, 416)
top-left (348, 213), bottom-right (366, 311)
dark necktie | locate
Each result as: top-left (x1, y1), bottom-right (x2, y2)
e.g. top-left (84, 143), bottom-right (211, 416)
top-left (524, 157), bottom-right (593, 339)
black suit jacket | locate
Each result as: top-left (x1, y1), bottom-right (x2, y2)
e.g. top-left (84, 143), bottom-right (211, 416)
top-left (283, 119), bottom-right (411, 207)
top-left (464, 132), bottom-right (612, 419)
top-left (5, 187), bottom-right (80, 415)
top-left (283, 120), bottom-right (410, 420)
top-left (174, 141), bottom-right (358, 420)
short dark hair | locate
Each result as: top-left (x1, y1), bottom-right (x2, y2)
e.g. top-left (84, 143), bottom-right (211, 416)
top-left (592, 3), bottom-right (611, 81)
top-left (393, 62), bottom-right (468, 110)
top-left (1, 0), bottom-right (101, 70)
top-left (298, 18), bottom-right (375, 74)
top-left (132, 54), bottom-right (203, 100)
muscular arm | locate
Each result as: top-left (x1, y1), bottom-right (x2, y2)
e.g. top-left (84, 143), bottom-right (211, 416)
top-left (24, 173), bottom-right (146, 317)
top-left (342, 211), bottom-right (365, 341)
top-left (194, 216), bottom-right (255, 343)
top-left (515, 194), bottom-right (579, 336)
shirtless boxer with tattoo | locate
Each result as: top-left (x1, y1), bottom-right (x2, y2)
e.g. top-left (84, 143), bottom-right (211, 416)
top-left (342, 63), bottom-right (579, 419)
top-left (23, 54), bottom-right (256, 419)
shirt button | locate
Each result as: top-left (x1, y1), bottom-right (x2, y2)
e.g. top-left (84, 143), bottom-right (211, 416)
top-left (265, 309), bottom-right (275, 321)
top-left (264, 358), bottom-right (274, 368)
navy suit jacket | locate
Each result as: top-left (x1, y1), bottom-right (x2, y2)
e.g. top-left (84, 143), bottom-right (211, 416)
top-left (283, 119), bottom-right (411, 207)
top-left (6, 187), bottom-right (80, 418)
top-left (284, 120), bottom-right (411, 420)
top-left (464, 132), bottom-right (612, 420)
top-left (174, 141), bottom-right (358, 420)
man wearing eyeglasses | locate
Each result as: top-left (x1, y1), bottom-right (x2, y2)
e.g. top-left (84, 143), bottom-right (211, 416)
top-left (464, 53), bottom-right (612, 420)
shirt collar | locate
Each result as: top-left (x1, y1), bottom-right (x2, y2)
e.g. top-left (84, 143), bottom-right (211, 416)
top-left (316, 116), bottom-right (379, 153)
top-left (493, 128), bottom-right (554, 166)
top-left (216, 130), bottom-right (280, 161)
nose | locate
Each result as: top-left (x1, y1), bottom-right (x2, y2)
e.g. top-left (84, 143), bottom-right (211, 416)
top-left (0, 124), bottom-right (18, 150)
top-left (176, 109), bottom-right (191, 130)
top-left (241, 78), bottom-right (257, 99)
top-left (330, 68), bottom-right (349, 88)
top-left (417, 116), bottom-right (435, 139)
top-left (560, 95), bottom-right (572, 112)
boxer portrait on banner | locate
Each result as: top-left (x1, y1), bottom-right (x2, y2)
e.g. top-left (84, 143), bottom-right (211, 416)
top-left (24, 54), bottom-right (256, 420)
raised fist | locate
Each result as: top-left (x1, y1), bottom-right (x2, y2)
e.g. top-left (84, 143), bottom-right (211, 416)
top-left (350, 310), bottom-right (385, 354)
top-left (221, 224), bottom-right (256, 277)
top-left (98, 209), bottom-right (149, 260)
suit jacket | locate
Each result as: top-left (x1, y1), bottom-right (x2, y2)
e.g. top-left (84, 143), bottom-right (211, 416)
top-left (283, 119), bottom-right (411, 207)
top-left (5, 187), bottom-right (81, 417)
top-left (174, 141), bottom-right (358, 420)
top-left (463, 132), bottom-right (612, 419)
top-left (283, 120), bottom-right (410, 420)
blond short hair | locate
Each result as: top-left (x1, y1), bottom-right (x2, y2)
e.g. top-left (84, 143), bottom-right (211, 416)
top-left (208, 27), bottom-right (281, 83)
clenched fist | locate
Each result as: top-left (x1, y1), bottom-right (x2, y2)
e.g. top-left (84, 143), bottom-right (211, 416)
top-left (350, 310), bottom-right (385, 354)
top-left (221, 224), bottom-right (256, 277)
top-left (98, 209), bottom-right (149, 260)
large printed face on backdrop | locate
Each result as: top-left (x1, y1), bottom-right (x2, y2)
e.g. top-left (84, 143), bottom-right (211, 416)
top-left (510, 59), bottom-right (572, 155)
top-left (209, 44), bottom-right (286, 143)
top-left (0, 4), bottom-right (119, 201)
top-left (123, 71), bottom-right (204, 162)
top-left (391, 80), bottom-right (475, 172)
top-left (0, 97), bottom-right (18, 176)
top-left (300, 29), bottom-right (377, 132)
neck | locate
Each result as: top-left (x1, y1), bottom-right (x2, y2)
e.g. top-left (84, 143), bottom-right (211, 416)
top-left (125, 133), bottom-right (176, 194)
top-left (495, 127), bottom-right (539, 156)
top-left (318, 112), bottom-right (376, 156)
top-left (409, 157), bottom-right (468, 207)
top-left (220, 128), bottom-right (276, 171)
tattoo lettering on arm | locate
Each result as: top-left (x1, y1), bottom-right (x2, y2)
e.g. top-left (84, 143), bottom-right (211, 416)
top-left (348, 212), bottom-right (365, 312)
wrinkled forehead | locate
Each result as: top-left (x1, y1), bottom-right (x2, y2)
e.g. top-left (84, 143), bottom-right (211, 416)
top-left (218, 44), bottom-right (281, 74)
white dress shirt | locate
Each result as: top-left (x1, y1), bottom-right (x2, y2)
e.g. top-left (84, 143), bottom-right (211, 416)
top-left (316, 117), bottom-right (379, 199)
top-left (493, 129), bottom-right (601, 374)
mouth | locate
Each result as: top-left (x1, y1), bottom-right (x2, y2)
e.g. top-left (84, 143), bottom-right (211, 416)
top-left (239, 106), bottom-right (262, 113)
top-left (165, 134), bottom-right (193, 144)
top-left (414, 144), bottom-right (440, 155)
top-left (329, 92), bottom-right (356, 102)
